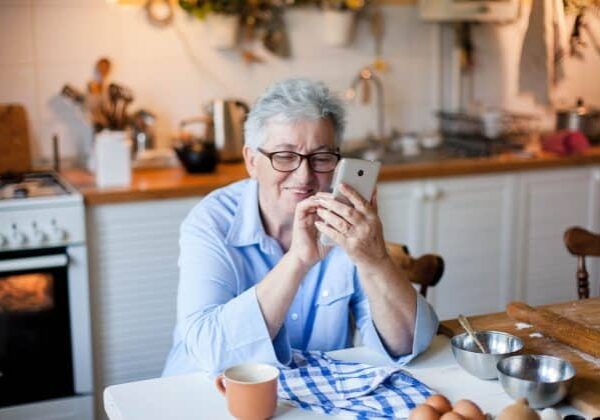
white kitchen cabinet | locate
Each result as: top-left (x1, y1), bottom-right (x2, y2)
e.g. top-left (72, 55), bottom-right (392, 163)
top-left (378, 166), bottom-right (600, 321)
top-left (515, 167), bottom-right (600, 305)
top-left (378, 180), bottom-right (423, 252)
top-left (424, 175), bottom-right (515, 320)
top-left (86, 196), bottom-right (200, 419)
top-left (379, 174), bottom-right (515, 320)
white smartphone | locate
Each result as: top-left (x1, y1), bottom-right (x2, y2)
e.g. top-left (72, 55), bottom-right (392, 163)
top-left (319, 158), bottom-right (382, 246)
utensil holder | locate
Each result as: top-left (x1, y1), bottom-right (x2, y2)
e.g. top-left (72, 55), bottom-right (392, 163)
top-left (94, 130), bottom-right (132, 187)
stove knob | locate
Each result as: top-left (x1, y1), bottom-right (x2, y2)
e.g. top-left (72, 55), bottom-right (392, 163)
top-left (50, 221), bottom-right (68, 242)
top-left (10, 224), bottom-right (27, 246)
top-left (32, 223), bottom-right (48, 245)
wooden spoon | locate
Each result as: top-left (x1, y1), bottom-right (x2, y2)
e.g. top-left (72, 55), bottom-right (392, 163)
top-left (458, 314), bottom-right (487, 353)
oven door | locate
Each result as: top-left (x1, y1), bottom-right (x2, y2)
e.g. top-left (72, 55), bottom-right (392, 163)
top-left (0, 246), bottom-right (90, 407)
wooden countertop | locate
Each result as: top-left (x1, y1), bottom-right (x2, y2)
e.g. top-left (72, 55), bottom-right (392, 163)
top-left (440, 298), bottom-right (600, 416)
top-left (62, 147), bottom-right (600, 205)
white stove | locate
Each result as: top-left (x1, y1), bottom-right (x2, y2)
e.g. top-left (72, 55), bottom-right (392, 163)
top-left (0, 171), bottom-right (94, 419)
top-left (0, 172), bottom-right (85, 251)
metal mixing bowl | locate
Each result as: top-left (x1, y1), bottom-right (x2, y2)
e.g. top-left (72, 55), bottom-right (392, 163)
top-left (497, 354), bottom-right (576, 408)
top-left (450, 331), bottom-right (524, 379)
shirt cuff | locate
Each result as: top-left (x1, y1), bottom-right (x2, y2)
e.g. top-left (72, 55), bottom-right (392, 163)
top-left (363, 293), bottom-right (439, 365)
top-left (221, 286), bottom-right (292, 369)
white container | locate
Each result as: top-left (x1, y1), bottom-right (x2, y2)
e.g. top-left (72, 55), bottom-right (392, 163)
top-left (94, 130), bottom-right (132, 188)
top-left (206, 13), bottom-right (239, 49)
top-left (322, 10), bottom-right (355, 47)
top-left (400, 134), bottom-right (421, 157)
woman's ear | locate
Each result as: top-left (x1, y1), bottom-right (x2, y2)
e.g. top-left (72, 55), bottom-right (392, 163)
top-left (243, 146), bottom-right (257, 178)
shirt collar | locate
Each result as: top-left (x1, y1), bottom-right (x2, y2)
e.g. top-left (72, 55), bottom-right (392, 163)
top-left (225, 179), bottom-right (281, 254)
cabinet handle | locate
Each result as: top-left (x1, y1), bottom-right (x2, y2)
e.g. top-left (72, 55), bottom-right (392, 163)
top-left (424, 184), bottom-right (435, 201)
top-left (413, 189), bottom-right (426, 201)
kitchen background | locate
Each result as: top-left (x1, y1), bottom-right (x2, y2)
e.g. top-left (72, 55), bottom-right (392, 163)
top-left (2, 1), bottom-right (600, 419)
top-left (1, 0), bottom-right (599, 165)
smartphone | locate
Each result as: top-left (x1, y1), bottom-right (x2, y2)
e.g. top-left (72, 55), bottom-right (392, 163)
top-left (319, 158), bottom-right (382, 246)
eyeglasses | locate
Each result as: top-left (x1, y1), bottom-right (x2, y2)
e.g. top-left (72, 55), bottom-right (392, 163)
top-left (257, 148), bottom-right (341, 173)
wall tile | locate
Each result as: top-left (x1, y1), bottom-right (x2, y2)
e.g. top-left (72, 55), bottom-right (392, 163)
top-left (33, 3), bottom-right (122, 66)
top-left (4, 2), bottom-right (445, 161)
top-left (0, 3), bottom-right (34, 65)
top-left (118, 7), bottom-right (189, 62)
top-left (36, 62), bottom-right (97, 160)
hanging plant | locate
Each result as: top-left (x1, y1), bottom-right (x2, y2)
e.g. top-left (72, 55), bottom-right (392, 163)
top-left (320, 0), bottom-right (367, 11)
top-left (179, 0), bottom-right (246, 19)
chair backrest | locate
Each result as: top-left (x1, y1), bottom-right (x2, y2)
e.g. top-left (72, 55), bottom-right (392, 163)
top-left (564, 226), bottom-right (600, 299)
top-left (385, 242), bottom-right (444, 298)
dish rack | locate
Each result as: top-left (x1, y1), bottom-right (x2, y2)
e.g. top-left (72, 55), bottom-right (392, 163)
top-left (437, 110), bottom-right (540, 140)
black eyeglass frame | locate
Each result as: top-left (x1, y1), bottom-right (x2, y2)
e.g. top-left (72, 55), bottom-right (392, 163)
top-left (257, 147), bottom-right (341, 173)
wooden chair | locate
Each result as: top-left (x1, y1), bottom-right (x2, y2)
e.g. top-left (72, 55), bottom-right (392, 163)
top-left (564, 227), bottom-right (600, 299)
top-left (351, 242), bottom-right (444, 345)
top-left (386, 242), bottom-right (445, 298)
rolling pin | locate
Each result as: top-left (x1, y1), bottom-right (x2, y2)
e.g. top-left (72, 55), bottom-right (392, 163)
top-left (506, 301), bottom-right (600, 359)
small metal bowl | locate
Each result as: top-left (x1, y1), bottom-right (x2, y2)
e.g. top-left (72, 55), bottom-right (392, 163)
top-left (451, 331), bottom-right (524, 379)
top-left (497, 354), bottom-right (576, 408)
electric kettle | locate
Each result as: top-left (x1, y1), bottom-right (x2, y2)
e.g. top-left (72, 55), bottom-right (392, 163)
top-left (206, 99), bottom-right (249, 162)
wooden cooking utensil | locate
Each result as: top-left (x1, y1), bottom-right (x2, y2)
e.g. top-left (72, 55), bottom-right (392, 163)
top-left (0, 104), bottom-right (31, 173)
top-left (458, 314), bottom-right (488, 353)
top-left (506, 301), bottom-right (600, 358)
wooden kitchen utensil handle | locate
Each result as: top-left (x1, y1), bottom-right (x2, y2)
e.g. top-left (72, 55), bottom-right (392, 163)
top-left (506, 301), bottom-right (600, 358)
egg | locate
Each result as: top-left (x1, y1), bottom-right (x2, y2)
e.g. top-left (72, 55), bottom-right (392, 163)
top-left (408, 404), bottom-right (441, 420)
top-left (440, 413), bottom-right (466, 420)
top-left (539, 408), bottom-right (562, 420)
top-left (497, 398), bottom-right (540, 420)
top-left (425, 394), bottom-right (453, 414)
top-left (452, 399), bottom-right (486, 420)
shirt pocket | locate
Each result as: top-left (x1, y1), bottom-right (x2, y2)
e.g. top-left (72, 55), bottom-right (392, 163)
top-left (315, 281), bottom-right (355, 306)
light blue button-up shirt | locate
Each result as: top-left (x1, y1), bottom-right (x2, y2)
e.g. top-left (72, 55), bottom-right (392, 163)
top-left (162, 179), bottom-right (439, 377)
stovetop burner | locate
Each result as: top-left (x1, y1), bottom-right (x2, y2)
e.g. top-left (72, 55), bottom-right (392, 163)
top-left (0, 172), bottom-right (71, 200)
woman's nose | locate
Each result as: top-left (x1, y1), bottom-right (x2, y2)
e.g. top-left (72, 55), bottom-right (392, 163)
top-left (293, 157), bottom-right (314, 180)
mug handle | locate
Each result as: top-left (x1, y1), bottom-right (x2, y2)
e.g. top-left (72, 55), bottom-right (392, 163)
top-left (215, 375), bottom-right (226, 396)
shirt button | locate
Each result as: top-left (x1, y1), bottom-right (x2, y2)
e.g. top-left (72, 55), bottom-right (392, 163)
top-left (291, 313), bottom-right (299, 321)
top-left (321, 290), bottom-right (330, 298)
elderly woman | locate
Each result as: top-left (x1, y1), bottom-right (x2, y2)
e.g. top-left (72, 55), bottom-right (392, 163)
top-left (162, 79), bottom-right (438, 377)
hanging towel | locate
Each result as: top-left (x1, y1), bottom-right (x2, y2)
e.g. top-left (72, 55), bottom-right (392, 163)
top-left (519, 0), bottom-right (568, 105)
top-left (278, 350), bottom-right (434, 419)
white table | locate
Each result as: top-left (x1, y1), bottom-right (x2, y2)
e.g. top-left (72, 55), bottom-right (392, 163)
top-left (104, 336), bottom-right (581, 419)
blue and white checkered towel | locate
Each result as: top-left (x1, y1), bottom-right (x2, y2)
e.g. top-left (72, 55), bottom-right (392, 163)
top-left (278, 350), bottom-right (434, 419)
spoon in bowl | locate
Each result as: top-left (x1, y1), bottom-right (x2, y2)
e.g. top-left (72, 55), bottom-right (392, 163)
top-left (458, 314), bottom-right (488, 353)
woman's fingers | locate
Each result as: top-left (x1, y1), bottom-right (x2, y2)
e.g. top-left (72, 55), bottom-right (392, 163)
top-left (338, 183), bottom-right (370, 212)
top-left (315, 221), bottom-right (344, 245)
top-left (316, 208), bottom-right (351, 234)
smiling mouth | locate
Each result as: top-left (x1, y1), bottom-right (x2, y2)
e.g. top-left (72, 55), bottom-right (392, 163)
top-left (285, 187), bottom-right (316, 196)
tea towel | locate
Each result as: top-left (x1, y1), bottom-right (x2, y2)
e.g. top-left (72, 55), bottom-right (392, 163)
top-left (278, 350), bottom-right (433, 419)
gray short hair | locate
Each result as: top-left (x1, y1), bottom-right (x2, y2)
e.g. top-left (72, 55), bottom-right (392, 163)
top-left (244, 78), bottom-right (346, 150)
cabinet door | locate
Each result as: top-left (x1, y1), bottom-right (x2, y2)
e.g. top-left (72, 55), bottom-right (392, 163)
top-left (517, 168), bottom-right (597, 304)
top-left (425, 174), bottom-right (515, 320)
top-left (87, 197), bottom-right (199, 418)
top-left (377, 181), bottom-right (424, 254)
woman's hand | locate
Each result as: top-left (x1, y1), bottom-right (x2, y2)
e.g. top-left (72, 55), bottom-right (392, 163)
top-left (314, 184), bottom-right (388, 269)
top-left (287, 196), bottom-right (332, 269)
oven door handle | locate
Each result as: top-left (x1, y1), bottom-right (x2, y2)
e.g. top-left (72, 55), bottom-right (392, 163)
top-left (0, 254), bottom-right (69, 273)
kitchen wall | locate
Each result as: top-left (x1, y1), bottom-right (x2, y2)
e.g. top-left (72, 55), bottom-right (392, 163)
top-left (470, 6), bottom-right (600, 114)
top-left (0, 0), bottom-right (441, 165)
top-left (2, 1), bottom-right (599, 166)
